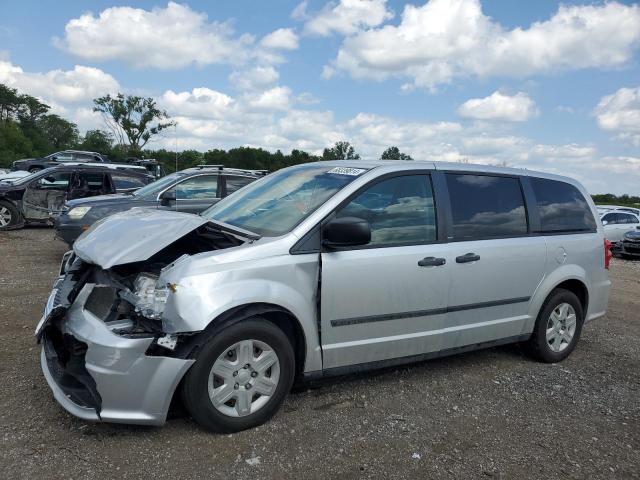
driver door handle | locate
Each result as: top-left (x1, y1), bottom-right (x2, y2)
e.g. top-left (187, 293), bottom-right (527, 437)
top-left (418, 257), bottom-right (446, 267)
top-left (456, 252), bottom-right (480, 263)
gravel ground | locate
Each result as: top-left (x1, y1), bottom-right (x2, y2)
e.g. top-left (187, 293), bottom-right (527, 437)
top-left (0, 228), bottom-right (638, 479)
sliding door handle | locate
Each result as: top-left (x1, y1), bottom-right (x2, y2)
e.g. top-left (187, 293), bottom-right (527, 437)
top-left (418, 256), bottom-right (446, 267)
top-left (456, 252), bottom-right (480, 263)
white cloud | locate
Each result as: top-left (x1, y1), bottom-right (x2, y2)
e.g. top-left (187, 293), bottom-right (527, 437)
top-left (302, 0), bottom-right (393, 37)
top-left (160, 88), bottom-right (235, 119)
top-left (458, 91), bottom-right (538, 122)
top-left (229, 66), bottom-right (280, 91)
top-left (595, 86), bottom-right (640, 146)
top-left (329, 0), bottom-right (640, 89)
top-left (0, 60), bottom-right (119, 105)
top-left (246, 86), bottom-right (292, 111)
top-left (261, 28), bottom-right (299, 50)
top-left (55, 2), bottom-right (254, 69)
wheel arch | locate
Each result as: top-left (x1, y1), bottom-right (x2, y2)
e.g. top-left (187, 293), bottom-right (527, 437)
top-left (525, 265), bottom-right (590, 333)
top-left (178, 302), bottom-right (309, 381)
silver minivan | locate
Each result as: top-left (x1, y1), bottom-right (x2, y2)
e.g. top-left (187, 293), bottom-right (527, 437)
top-left (37, 161), bottom-right (611, 432)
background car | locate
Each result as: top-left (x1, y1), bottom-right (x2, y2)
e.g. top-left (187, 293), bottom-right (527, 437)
top-left (600, 210), bottom-right (640, 243)
top-left (0, 164), bottom-right (153, 230)
top-left (125, 158), bottom-right (166, 179)
top-left (12, 150), bottom-right (107, 173)
top-left (0, 170), bottom-right (31, 182)
top-left (55, 165), bottom-right (267, 245)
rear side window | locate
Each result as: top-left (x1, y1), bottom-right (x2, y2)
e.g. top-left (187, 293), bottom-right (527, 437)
top-left (446, 174), bottom-right (527, 240)
top-left (112, 173), bottom-right (148, 190)
top-left (530, 178), bottom-right (596, 233)
top-left (225, 175), bottom-right (255, 195)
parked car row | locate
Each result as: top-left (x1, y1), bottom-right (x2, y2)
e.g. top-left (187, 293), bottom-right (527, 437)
top-left (36, 160), bottom-right (611, 434)
top-left (55, 165), bottom-right (268, 245)
top-left (0, 164), bottom-right (154, 230)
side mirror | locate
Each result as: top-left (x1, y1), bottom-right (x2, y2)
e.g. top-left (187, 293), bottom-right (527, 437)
top-left (323, 216), bottom-right (371, 248)
top-left (602, 220), bottom-right (608, 226)
top-left (160, 189), bottom-right (176, 205)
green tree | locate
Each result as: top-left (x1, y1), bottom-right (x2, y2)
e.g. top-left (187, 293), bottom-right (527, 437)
top-left (37, 114), bottom-right (79, 149)
top-left (79, 130), bottom-right (113, 155)
top-left (0, 121), bottom-right (34, 168)
top-left (381, 146), bottom-right (412, 160)
top-left (93, 93), bottom-right (175, 155)
top-left (322, 141), bottom-right (360, 160)
top-left (0, 84), bottom-right (21, 122)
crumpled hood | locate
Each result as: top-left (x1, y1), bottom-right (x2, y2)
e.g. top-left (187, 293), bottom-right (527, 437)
top-left (74, 208), bottom-right (208, 268)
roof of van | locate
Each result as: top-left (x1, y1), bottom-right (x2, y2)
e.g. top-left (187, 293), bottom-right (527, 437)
top-left (310, 160), bottom-right (579, 186)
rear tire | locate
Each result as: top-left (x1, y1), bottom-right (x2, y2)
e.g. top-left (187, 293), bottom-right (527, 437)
top-left (0, 201), bottom-right (21, 230)
top-left (181, 318), bottom-right (295, 433)
top-left (525, 288), bottom-right (584, 363)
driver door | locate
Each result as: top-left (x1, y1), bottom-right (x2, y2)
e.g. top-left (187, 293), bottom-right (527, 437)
top-left (22, 171), bottom-right (71, 220)
top-left (320, 173), bottom-right (452, 369)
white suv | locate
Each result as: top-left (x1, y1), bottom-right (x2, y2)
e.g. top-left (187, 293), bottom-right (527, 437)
top-left (37, 161), bottom-right (611, 432)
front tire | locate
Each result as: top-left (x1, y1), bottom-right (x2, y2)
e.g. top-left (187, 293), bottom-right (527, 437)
top-left (181, 318), bottom-right (295, 433)
top-left (525, 288), bottom-right (584, 363)
top-left (0, 201), bottom-right (21, 230)
top-left (28, 166), bottom-right (42, 173)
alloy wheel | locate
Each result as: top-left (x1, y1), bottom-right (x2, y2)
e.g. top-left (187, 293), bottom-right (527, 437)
top-left (0, 206), bottom-right (12, 227)
top-left (207, 339), bottom-right (280, 417)
top-left (546, 302), bottom-right (577, 353)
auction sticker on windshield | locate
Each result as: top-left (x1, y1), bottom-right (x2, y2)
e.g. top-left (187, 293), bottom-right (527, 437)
top-left (326, 167), bottom-right (366, 176)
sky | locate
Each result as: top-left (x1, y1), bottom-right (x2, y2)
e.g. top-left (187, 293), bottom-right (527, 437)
top-left (0, 0), bottom-right (639, 194)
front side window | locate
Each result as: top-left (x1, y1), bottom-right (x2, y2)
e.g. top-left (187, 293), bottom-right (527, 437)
top-left (204, 164), bottom-right (367, 236)
top-left (530, 178), bottom-right (596, 233)
top-left (34, 172), bottom-right (71, 190)
top-left (446, 174), bottom-right (527, 240)
top-left (601, 213), bottom-right (618, 224)
top-left (77, 172), bottom-right (107, 190)
top-left (169, 175), bottom-right (218, 199)
top-left (52, 153), bottom-right (73, 162)
top-left (336, 175), bottom-right (436, 247)
top-left (620, 213), bottom-right (639, 224)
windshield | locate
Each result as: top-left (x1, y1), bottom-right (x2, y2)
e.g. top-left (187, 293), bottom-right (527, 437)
top-left (202, 164), bottom-right (367, 236)
top-left (132, 171), bottom-right (186, 197)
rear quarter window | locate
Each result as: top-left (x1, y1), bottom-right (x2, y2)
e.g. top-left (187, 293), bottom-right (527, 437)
top-left (530, 178), bottom-right (596, 233)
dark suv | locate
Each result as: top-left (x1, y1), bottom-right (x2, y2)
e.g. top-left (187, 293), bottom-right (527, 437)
top-left (12, 150), bottom-right (107, 173)
top-left (55, 165), bottom-right (267, 245)
top-left (0, 164), bottom-right (153, 230)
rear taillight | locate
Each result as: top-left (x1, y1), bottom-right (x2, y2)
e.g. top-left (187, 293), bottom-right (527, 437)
top-left (604, 239), bottom-right (613, 269)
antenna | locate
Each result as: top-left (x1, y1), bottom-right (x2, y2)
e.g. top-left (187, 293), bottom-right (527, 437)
top-left (174, 124), bottom-right (178, 211)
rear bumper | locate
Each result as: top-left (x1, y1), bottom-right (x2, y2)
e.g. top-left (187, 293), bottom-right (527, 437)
top-left (39, 280), bottom-right (194, 426)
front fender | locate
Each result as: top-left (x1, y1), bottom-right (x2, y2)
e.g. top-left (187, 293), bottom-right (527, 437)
top-left (162, 262), bottom-right (321, 372)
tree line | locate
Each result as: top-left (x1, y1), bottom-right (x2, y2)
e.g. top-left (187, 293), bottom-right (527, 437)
top-left (0, 83), bottom-right (413, 172)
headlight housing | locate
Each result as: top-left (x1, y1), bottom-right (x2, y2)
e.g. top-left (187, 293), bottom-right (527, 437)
top-left (68, 206), bottom-right (91, 219)
top-left (133, 273), bottom-right (169, 320)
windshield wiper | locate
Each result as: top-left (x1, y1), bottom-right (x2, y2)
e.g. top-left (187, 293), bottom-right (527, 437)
top-left (204, 218), bottom-right (261, 241)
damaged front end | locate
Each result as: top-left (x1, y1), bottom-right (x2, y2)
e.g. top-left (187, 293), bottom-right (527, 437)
top-left (37, 210), bottom-right (248, 425)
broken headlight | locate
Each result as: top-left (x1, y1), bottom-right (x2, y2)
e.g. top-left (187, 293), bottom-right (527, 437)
top-left (133, 273), bottom-right (170, 320)
top-left (68, 206), bottom-right (91, 219)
